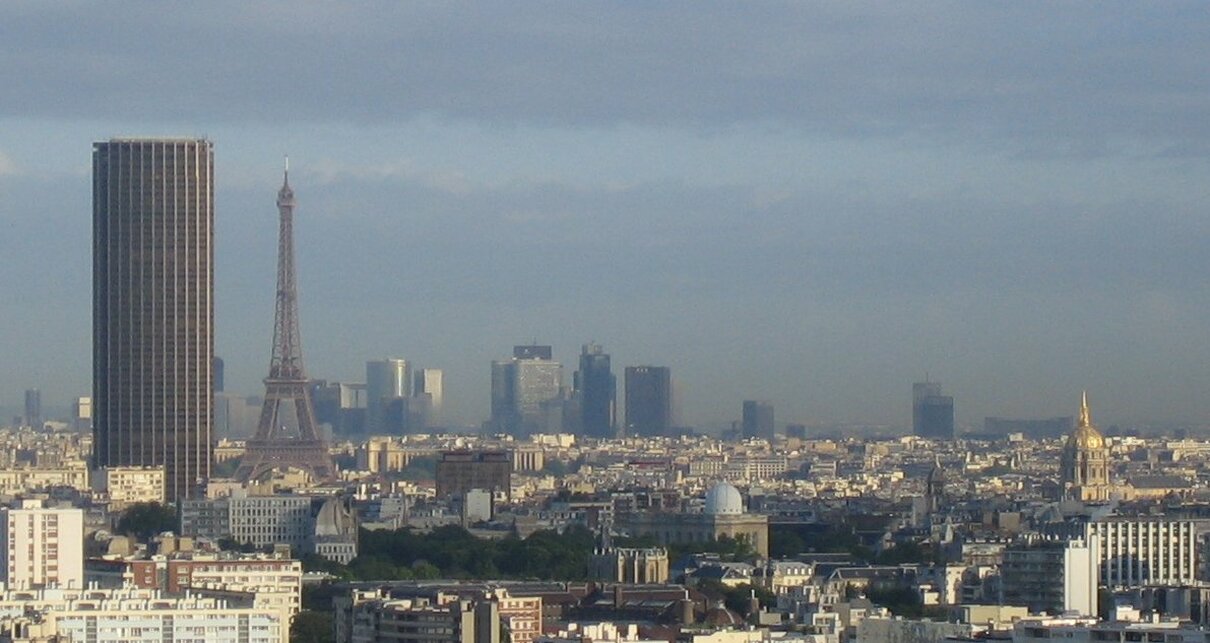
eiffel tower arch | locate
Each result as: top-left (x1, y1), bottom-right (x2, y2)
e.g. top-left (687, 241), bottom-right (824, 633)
top-left (234, 162), bottom-right (336, 483)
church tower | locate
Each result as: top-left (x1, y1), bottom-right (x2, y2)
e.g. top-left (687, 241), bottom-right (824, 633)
top-left (1059, 391), bottom-right (1112, 501)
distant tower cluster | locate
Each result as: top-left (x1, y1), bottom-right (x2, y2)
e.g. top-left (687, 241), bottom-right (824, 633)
top-left (912, 380), bottom-right (954, 439)
top-left (92, 138), bottom-right (214, 501)
top-left (625, 366), bottom-right (672, 437)
top-left (365, 359), bottom-right (444, 435)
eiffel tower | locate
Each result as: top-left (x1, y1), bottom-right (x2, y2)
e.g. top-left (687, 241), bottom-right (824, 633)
top-left (235, 162), bottom-right (336, 482)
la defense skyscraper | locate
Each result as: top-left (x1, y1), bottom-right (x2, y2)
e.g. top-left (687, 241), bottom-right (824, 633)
top-left (93, 139), bottom-right (214, 501)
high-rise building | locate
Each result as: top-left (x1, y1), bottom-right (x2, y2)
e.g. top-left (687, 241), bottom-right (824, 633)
top-left (625, 366), bottom-right (671, 437)
top-left (93, 138), bottom-right (213, 501)
top-left (742, 400), bottom-right (775, 440)
top-left (415, 368), bottom-right (444, 422)
top-left (912, 381), bottom-right (954, 439)
top-left (0, 499), bottom-right (84, 589)
top-left (213, 356), bottom-right (225, 392)
top-left (23, 389), bottom-right (41, 429)
top-left (489, 349), bottom-right (563, 435)
top-left (575, 343), bottom-right (616, 439)
top-left (366, 358), bottom-right (411, 434)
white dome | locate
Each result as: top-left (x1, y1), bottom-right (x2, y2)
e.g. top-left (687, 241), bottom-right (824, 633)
top-left (705, 482), bottom-right (744, 515)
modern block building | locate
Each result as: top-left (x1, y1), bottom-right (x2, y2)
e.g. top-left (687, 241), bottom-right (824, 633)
top-left (490, 347), bottom-right (563, 435)
top-left (575, 343), bottom-right (616, 439)
top-left (367, 358), bottom-right (411, 434)
top-left (0, 499), bottom-right (84, 589)
top-left (1001, 536), bottom-right (1099, 616)
top-left (741, 400), bottom-right (775, 440)
top-left (435, 451), bottom-right (512, 501)
top-left (93, 138), bottom-right (214, 501)
top-left (23, 389), bottom-right (41, 429)
top-left (624, 366), bottom-right (671, 437)
top-left (912, 381), bottom-right (954, 439)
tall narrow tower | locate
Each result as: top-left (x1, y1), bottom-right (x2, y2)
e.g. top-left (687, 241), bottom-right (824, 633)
top-left (93, 138), bottom-right (213, 501)
top-left (235, 163), bottom-right (335, 482)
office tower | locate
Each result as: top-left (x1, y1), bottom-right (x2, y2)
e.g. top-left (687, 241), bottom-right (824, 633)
top-left (742, 400), bottom-right (775, 440)
top-left (415, 368), bottom-right (444, 422)
top-left (912, 380), bottom-right (954, 439)
top-left (313, 381), bottom-right (367, 436)
top-left (72, 397), bottom-right (91, 432)
top-left (23, 389), bottom-right (41, 429)
top-left (435, 450), bottom-right (512, 501)
top-left (625, 366), bottom-right (671, 437)
top-left (575, 343), bottom-right (616, 439)
top-left (489, 350), bottom-right (563, 435)
top-left (366, 358), bottom-right (411, 434)
top-left (93, 138), bottom-right (213, 501)
top-left (514, 345), bottom-right (552, 360)
top-left (234, 164), bottom-right (335, 482)
top-left (0, 499), bottom-right (84, 589)
top-left (213, 357), bottom-right (224, 392)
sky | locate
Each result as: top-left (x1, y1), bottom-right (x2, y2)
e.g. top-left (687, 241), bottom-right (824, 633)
top-left (2, 2), bottom-right (1210, 430)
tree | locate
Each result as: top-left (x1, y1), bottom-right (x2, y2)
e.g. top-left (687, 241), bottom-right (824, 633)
top-left (291, 610), bottom-right (335, 643)
top-left (116, 502), bottom-right (177, 541)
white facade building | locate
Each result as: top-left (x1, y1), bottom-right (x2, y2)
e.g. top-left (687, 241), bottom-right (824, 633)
top-left (1086, 519), bottom-right (1206, 587)
top-left (0, 499), bottom-right (84, 589)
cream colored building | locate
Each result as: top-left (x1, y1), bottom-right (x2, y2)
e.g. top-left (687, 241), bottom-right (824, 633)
top-left (0, 466), bottom-right (88, 497)
top-left (92, 466), bottom-right (166, 509)
top-left (0, 586), bottom-right (284, 643)
top-left (0, 499), bottom-right (84, 589)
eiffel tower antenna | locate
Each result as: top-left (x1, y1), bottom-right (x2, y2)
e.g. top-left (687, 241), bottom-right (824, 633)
top-left (235, 161), bottom-right (336, 482)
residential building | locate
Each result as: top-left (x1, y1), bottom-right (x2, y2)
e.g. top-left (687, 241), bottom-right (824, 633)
top-left (0, 499), bottom-right (84, 589)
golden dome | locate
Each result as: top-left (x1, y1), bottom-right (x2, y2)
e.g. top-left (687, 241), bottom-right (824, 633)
top-left (1066, 391), bottom-right (1106, 450)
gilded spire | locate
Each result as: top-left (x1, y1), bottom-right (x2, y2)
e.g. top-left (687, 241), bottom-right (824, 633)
top-left (1079, 390), bottom-right (1091, 428)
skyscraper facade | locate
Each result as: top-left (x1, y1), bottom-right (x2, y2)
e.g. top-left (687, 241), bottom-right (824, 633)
top-left (23, 389), bottom-right (41, 430)
top-left (575, 344), bottom-right (616, 439)
top-left (93, 138), bottom-right (213, 501)
top-left (625, 366), bottom-right (671, 437)
top-left (415, 368), bottom-right (444, 423)
top-left (742, 400), bottom-right (775, 440)
top-left (912, 381), bottom-right (954, 439)
top-left (366, 358), bottom-right (411, 434)
top-left (489, 347), bottom-right (563, 435)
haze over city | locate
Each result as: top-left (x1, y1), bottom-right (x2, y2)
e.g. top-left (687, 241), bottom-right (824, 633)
top-left (3, 3), bottom-right (1210, 428)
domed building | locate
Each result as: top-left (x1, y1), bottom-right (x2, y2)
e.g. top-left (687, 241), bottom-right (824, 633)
top-left (1059, 392), bottom-right (1113, 502)
top-left (616, 481), bottom-right (769, 557)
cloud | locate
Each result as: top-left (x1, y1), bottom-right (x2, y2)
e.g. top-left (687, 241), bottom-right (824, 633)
top-left (2, 3), bottom-right (1209, 149)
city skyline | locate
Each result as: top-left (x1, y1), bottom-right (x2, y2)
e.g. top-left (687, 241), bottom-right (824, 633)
top-left (4, 4), bottom-right (1210, 427)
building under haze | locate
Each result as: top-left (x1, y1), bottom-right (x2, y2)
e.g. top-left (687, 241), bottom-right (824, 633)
top-left (415, 368), bottom-right (444, 424)
top-left (912, 381), bottom-right (954, 439)
top-left (366, 358), bottom-right (411, 434)
top-left (575, 343), bottom-right (616, 439)
top-left (625, 366), bottom-right (671, 437)
top-left (93, 138), bottom-right (213, 501)
top-left (489, 346), bottom-right (563, 435)
top-left (23, 389), bottom-right (41, 430)
top-left (742, 400), bottom-right (775, 441)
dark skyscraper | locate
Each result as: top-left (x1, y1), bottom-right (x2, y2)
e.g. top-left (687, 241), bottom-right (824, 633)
top-left (575, 343), bottom-right (616, 439)
top-left (625, 366), bottom-right (671, 437)
top-left (213, 357), bottom-right (225, 392)
top-left (913, 381), bottom-right (954, 439)
top-left (742, 400), bottom-right (775, 440)
top-left (23, 389), bottom-right (41, 429)
top-left (93, 138), bottom-right (213, 501)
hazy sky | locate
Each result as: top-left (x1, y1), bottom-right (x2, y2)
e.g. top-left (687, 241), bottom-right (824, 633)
top-left (3, 2), bottom-right (1210, 429)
